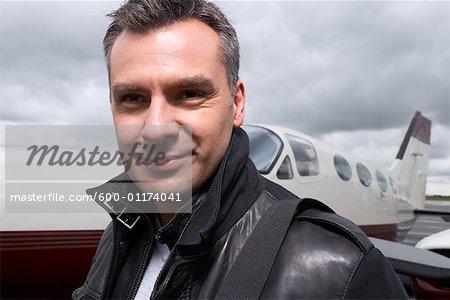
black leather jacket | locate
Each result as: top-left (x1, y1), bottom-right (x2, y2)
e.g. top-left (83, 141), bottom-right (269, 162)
top-left (73, 128), bottom-right (407, 299)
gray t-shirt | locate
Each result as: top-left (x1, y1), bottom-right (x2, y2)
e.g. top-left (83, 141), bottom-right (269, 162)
top-left (134, 229), bottom-right (170, 300)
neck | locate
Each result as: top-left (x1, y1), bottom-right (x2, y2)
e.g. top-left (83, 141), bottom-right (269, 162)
top-left (159, 213), bottom-right (175, 226)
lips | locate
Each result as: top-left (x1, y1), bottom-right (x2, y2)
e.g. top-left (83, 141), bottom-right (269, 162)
top-left (162, 153), bottom-right (188, 162)
top-left (139, 149), bottom-right (191, 174)
top-left (158, 149), bottom-right (192, 163)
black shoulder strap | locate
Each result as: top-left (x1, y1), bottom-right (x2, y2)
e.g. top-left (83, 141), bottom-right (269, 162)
top-left (215, 198), bottom-right (301, 299)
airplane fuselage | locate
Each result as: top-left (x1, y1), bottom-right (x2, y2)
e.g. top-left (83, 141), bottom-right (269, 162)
top-left (245, 124), bottom-right (416, 241)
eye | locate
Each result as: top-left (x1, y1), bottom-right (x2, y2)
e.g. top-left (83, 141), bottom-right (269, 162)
top-left (114, 93), bottom-right (149, 112)
top-left (181, 90), bottom-right (204, 100)
top-left (120, 94), bottom-right (146, 103)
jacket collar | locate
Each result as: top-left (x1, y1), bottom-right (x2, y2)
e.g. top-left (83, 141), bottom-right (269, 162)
top-left (163, 127), bottom-right (264, 252)
top-left (88, 127), bottom-right (264, 251)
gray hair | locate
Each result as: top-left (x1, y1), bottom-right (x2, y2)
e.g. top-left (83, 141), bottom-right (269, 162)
top-left (103, 0), bottom-right (240, 91)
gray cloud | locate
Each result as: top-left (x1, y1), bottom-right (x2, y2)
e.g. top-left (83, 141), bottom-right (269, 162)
top-left (223, 1), bottom-right (450, 132)
top-left (0, 1), bottom-right (116, 124)
top-left (221, 1), bottom-right (450, 191)
top-left (0, 1), bottom-right (448, 193)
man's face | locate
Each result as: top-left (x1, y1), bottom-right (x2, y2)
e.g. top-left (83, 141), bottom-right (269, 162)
top-left (109, 19), bottom-right (245, 194)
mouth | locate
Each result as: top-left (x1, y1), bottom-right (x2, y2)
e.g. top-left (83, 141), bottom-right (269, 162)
top-left (141, 149), bottom-right (193, 174)
top-left (157, 149), bottom-right (193, 163)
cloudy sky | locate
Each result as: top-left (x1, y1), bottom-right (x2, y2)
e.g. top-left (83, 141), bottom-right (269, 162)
top-left (0, 1), bottom-right (449, 195)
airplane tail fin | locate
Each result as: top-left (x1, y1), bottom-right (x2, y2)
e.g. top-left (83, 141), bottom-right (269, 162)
top-left (389, 111), bottom-right (431, 209)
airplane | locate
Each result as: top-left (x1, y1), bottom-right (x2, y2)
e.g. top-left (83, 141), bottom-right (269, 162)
top-left (243, 111), bottom-right (450, 298)
top-left (243, 111), bottom-right (432, 242)
top-left (1, 111), bottom-right (449, 298)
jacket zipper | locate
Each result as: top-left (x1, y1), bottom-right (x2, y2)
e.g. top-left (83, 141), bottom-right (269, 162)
top-left (152, 259), bottom-right (184, 299)
top-left (146, 195), bottom-right (204, 299)
top-left (149, 232), bottom-right (175, 300)
top-left (150, 222), bottom-right (193, 298)
top-left (150, 200), bottom-right (203, 299)
top-left (129, 215), bottom-right (155, 300)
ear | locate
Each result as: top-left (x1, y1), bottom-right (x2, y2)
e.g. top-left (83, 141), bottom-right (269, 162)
top-left (232, 80), bottom-right (246, 127)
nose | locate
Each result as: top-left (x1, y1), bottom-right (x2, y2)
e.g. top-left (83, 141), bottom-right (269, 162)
top-left (141, 97), bottom-right (179, 145)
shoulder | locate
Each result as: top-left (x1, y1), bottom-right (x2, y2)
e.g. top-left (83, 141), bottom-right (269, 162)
top-left (261, 176), bottom-right (373, 254)
top-left (261, 176), bottom-right (373, 253)
top-left (260, 196), bottom-right (407, 298)
top-left (295, 206), bottom-right (407, 298)
top-left (294, 199), bottom-right (374, 253)
top-left (290, 201), bottom-right (375, 290)
top-left (257, 178), bottom-right (382, 298)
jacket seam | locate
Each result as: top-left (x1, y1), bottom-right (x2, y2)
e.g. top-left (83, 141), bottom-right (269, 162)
top-left (81, 282), bottom-right (101, 299)
top-left (341, 251), bottom-right (365, 299)
top-left (103, 220), bottom-right (120, 299)
top-left (295, 214), bottom-right (370, 253)
top-left (263, 189), bottom-right (282, 204)
top-left (209, 187), bottom-right (276, 247)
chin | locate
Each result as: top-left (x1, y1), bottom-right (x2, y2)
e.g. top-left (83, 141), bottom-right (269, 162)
top-left (135, 178), bottom-right (190, 194)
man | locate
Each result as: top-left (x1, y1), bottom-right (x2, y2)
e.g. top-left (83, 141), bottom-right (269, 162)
top-left (73, 0), bottom-right (407, 299)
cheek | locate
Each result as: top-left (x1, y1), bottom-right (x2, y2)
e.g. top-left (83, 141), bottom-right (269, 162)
top-left (114, 126), bottom-right (142, 158)
top-left (112, 111), bottom-right (147, 126)
top-left (190, 114), bottom-right (233, 143)
top-left (178, 108), bottom-right (227, 132)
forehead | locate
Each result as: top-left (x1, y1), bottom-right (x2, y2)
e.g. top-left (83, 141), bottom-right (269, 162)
top-left (109, 19), bottom-right (224, 82)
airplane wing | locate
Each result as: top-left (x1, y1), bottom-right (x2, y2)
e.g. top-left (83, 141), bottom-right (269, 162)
top-left (370, 237), bottom-right (450, 298)
top-left (414, 209), bottom-right (450, 222)
top-left (370, 237), bottom-right (450, 283)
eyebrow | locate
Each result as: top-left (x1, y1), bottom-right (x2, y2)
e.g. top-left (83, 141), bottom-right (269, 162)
top-left (174, 75), bottom-right (216, 91)
top-left (111, 75), bottom-right (218, 96)
top-left (111, 84), bottom-right (144, 96)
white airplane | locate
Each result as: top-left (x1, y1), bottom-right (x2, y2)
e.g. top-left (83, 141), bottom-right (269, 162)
top-left (244, 111), bottom-right (432, 242)
top-left (1, 111), bottom-right (449, 299)
top-left (244, 111), bottom-right (450, 298)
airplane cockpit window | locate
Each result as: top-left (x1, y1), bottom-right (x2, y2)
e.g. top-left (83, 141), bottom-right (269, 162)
top-left (356, 163), bottom-right (372, 187)
top-left (376, 170), bottom-right (388, 193)
top-left (334, 154), bottom-right (352, 181)
top-left (277, 156), bottom-right (294, 180)
top-left (285, 134), bottom-right (320, 176)
top-left (244, 125), bottom-right (283, 174)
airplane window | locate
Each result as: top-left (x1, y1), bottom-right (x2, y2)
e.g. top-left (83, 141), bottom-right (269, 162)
top-left (334, 154), bottom-right (352, 181)
top-left (376, 170), bottom-right (388, 193)
top-left (277, 156), bottom-right (294, 180)
top-left (244, 125), bottom-right (283, 174)
top-left (356, 163), bottom-right (372, 187)
top-left (285, 134), bottom-right (319, 176)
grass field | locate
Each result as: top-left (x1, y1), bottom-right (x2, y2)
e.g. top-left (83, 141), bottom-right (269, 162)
top-left (426, 195), bottom-right (450, 201)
